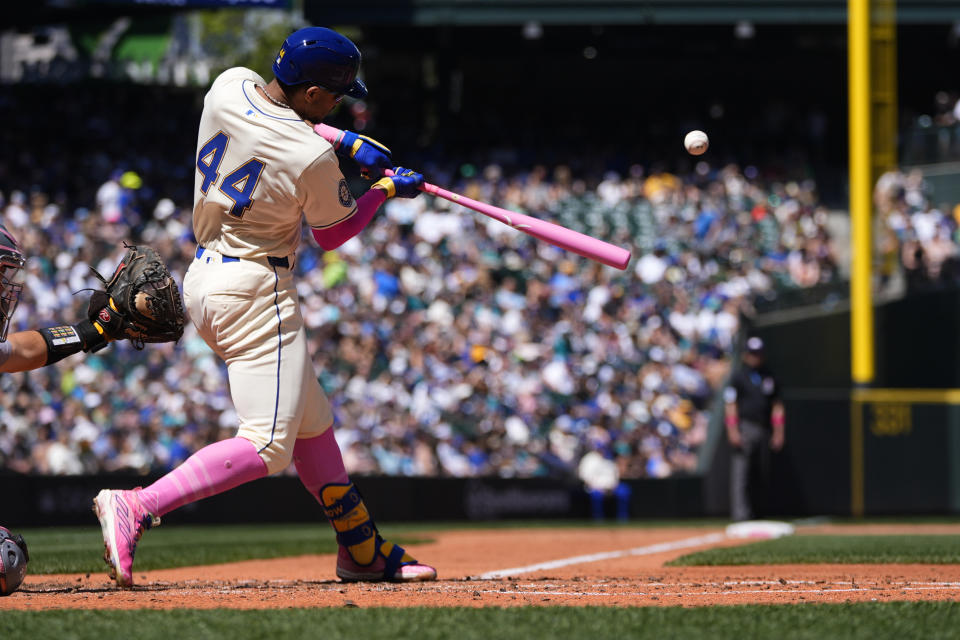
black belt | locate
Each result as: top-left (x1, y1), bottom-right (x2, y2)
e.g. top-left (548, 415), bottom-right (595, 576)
top-left (195, 246), bottom-right (289, 269)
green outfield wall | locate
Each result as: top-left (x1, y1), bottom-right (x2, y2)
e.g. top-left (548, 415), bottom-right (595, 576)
top-left (851, 389), bottom-right (960, 515)
top-left (722, 288), bottom-right (960, 517)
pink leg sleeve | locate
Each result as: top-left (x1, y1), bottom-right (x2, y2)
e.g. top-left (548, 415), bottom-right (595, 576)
top-left (138, 437), bottom-right (268, 516)
top-left (293, 427), bottom-right (349, 499)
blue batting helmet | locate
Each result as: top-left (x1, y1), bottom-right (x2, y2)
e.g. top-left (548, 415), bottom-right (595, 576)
top-left (272, 27), bottom-right (368, 99)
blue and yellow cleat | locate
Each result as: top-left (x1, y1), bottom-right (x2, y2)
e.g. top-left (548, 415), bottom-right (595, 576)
top-left (321, 483), bottom-right (437, 582)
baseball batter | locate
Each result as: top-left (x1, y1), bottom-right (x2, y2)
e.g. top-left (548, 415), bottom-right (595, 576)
top-left (93, 26), bottom-right (436, 587)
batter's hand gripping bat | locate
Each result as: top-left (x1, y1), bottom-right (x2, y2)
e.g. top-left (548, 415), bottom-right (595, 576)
top-left (314, 124), bottom-right (632, 270)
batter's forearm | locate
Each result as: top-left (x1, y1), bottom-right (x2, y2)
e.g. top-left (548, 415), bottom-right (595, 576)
top-left (315, 123), bottom-right (348, 151)
top-left (312, 189), bottom-right (387, 251)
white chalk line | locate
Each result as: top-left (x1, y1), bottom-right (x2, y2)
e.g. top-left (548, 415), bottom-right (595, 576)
top-left (489, 580), bottom-right (960, 589)
top-left (421, 580), bottom-right (960, 593)
top-left (601, 580), bottom-right (960, 588)
top-left (472, 586), bottom-right (959, 598)
top-left (476, 532), bottom-right (728, 579)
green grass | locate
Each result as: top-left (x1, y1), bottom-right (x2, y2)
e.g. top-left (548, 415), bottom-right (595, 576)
top-left (1, 603), bottom-right (959, 639)
top-left (670, 534), bottom-right (960, 566)
top-left (19, 523), bottom-right (430, 574)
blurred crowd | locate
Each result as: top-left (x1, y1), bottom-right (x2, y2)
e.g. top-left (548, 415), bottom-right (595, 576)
top-left (0, 88), bottom-right (842, 480)
top-left (901, 90), bottom-right (960, 166)
top-left (875, 168), bottom-right (960, 293)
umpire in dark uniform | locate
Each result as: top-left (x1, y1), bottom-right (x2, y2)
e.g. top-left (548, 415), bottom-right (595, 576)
top-left (724, 336), bottom-right (785, 521)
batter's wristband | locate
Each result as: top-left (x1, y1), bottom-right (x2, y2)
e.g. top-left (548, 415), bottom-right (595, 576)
top-left (372, 177), bottom-right (396, 198)
top-left (725, 415), bottom-right (738, 428)
top-left (316, 124), bottom-right (347, 151)
top-left (39, 320), bottom-right (107, 365)
top-left (772, 414), bottom-right (785, 427)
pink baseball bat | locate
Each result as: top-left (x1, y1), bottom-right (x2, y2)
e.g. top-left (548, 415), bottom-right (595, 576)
top-left (314, 124), bottom-right (631, 270)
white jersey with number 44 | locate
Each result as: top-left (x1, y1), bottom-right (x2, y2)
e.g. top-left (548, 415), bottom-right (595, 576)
top-left (192, 67), bottom-right (357, 261)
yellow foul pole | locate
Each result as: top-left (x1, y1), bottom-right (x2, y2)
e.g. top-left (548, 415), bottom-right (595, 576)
top-left (849, 0), bottom-right (874, 386)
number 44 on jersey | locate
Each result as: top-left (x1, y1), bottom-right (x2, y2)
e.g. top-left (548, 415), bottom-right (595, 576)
top-left (196, 131), bottom-right (266, 218)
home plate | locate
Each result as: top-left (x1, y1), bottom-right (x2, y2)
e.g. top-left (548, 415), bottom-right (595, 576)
top-left (725, 521), bottom-right (796, 539)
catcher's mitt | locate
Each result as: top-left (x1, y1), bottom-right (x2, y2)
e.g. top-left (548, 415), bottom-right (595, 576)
top-left (89, 244), bottom-right (185, 349)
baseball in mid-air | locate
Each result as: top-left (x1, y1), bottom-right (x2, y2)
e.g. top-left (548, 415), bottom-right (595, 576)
top-left (684, 130), bottom-right (709, 155)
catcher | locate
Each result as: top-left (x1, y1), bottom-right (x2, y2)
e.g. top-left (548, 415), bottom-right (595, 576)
top-left (0, 228), bottom-right (184, 373)
top-left (0, 231), bottom-right (182, 595)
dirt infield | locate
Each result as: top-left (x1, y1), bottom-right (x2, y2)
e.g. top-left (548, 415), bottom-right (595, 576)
top-left (5, 524), bottom-right (960, 609)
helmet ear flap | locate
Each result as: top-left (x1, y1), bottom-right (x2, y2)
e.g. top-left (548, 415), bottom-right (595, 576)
top-left (279, 59), bottom-right (299, 84)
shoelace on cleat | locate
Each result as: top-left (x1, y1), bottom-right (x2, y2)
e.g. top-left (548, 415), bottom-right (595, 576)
top-left (127, 512), bottom-right (157, 554)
